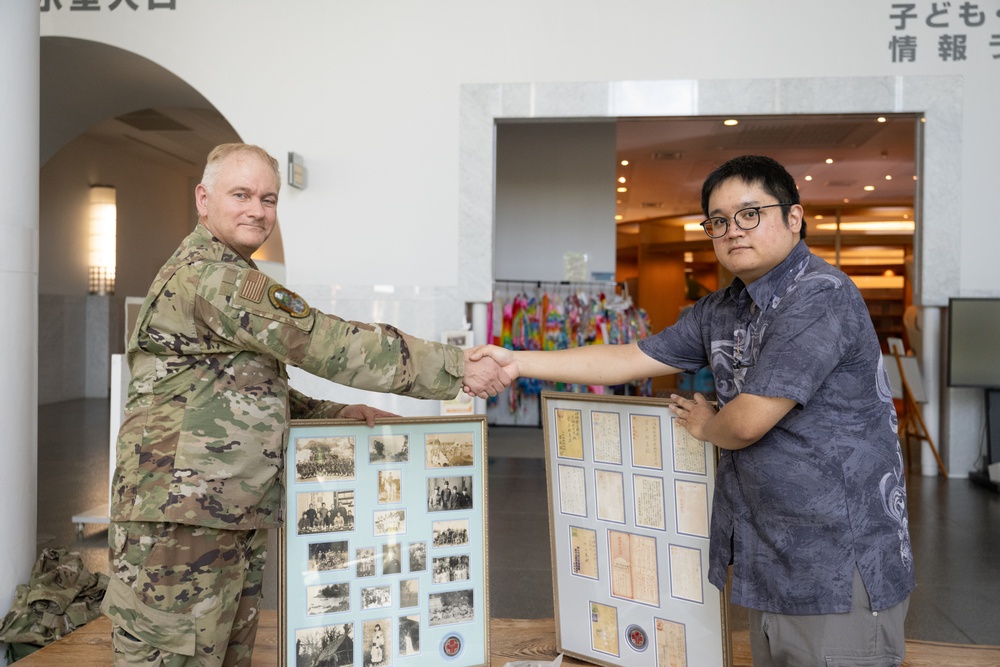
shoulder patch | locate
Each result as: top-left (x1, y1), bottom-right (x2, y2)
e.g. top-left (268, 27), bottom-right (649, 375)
top-left (268, 284), bottom-right (311, 318)
top-left (239, 270), bottom-right (269, 304)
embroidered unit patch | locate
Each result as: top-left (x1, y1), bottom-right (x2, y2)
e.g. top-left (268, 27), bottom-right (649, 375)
top-left (267, 284), bottom-right (311, 318)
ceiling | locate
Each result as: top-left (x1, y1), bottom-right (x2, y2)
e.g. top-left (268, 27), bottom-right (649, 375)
top-left (615, 113), bottom-right (919, 226)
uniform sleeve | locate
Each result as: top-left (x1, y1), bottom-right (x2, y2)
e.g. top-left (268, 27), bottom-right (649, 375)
top-left (194, 264), bottom-right (465, 401)
top-left (288, 388), bottom-right (348, 419)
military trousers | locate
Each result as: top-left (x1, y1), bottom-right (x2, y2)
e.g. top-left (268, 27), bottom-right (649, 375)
top-left (101, 520), bottom-right (268, 667)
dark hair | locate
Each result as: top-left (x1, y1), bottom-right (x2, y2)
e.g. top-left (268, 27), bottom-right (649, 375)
top-left (701, 155), bottom-right (806, 239)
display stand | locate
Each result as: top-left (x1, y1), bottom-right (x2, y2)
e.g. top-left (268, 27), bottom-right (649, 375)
top-left (884, 348), bottom-right (947, 478)
top-left (70, 353), bottom-right (129, 533)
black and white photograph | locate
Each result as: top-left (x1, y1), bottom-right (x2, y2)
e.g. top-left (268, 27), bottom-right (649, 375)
top-left (408, 541), bottom-right (427, 571)
top-left (361, 585), bottom-right (392, 611)
top-left (295, 435), bottom-right (356, 483)
top-left (382, 543), bottom-right (402, 575)
top-left (432, 519), bottom-right (470, 548)
top-left (297, 490), bottom-right (355, 535)
top-left (426, 476), bottom-right (473, 512)
top-left (373, 509), bottom-right (406, 536)
top-left (295, 622), bottom-right (354, 667)
top-left (356, 547), bottom-right (376, 578)
top-left (424, 432), bottom-right (475, 468)
top-left (369, 434), bottom-right (409, 464)
top-left (362, 618), bottom-right (391, 667)
top-left (398, 615), bottom-right (421, 656)
top-left (377, 469), bottom-right (402, 504)
top-left (432, 554), bottom-right (471, 584)
top-left (428, 589), bottom-right (475, 627)
top-left (306, 582), bottom-right (350, 616)
top-left (399, 578), bottom-right (419, 608)
top-left (306, 540), bottom-right (349, 573)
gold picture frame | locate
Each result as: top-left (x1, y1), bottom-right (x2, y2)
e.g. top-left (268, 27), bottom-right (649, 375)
top-left (280, 416), bottom-right (489, 667)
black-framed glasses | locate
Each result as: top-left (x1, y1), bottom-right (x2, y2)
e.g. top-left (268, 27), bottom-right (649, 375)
top-left (700, 203), bottom-right (792, 238)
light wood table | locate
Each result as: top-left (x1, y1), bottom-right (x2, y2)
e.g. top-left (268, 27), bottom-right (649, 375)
top-left (15, 612), bottom-right (1000, 666)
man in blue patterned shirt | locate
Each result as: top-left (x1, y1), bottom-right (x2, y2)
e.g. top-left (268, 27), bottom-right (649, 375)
top-left (472, 155), bottom-right (914, 665)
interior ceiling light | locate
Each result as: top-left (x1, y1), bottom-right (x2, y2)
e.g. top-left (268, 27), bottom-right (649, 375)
top-left (877, 116), bottom-right (887, 123)
top-left (815, 221), bottom-right (915, 232)
top-left (615, 214), bottom-right (624, 221)
top-left (723, 119), bottom-right (739, 126)
top-left (804, 175), bottom-right (813, 181)
top-left (815, 214), bottom-right (825, 220)
top-left (885, 175), bottom-right (892, 180)
top-left (618, 176), bottom-right (627, 183)
top-left (826, 158), bottom-right (834, 164)
top-left (617, 187), bottom-right (628, 193)
top-left (620, 159), bottom-right (629, 166)
top-left (864, 185), bottom-right (876, 191)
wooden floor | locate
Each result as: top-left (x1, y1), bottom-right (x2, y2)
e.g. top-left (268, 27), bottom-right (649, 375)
top-left (16, 612), bottom-right (1000, 666)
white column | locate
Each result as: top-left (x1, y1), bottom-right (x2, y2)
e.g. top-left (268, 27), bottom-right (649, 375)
top-left (0, 2), bottom-right (39, 659)
top-left (470, 301), bottom-right (488, 414)
top-left (920, 306), bottom-right (942, 477)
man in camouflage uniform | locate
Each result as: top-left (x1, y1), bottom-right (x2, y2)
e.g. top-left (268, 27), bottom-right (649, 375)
top-left (101, 143), bottom-right (507, 666)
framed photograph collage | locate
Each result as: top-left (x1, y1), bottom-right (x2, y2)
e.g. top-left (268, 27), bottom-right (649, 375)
top-left (280, 416), bottom-right (489, 667)
top-left (541, 391), bottom-right (731, 667)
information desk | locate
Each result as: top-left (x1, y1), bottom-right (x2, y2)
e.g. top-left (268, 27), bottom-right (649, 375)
top-left (14, 612), bottom-right (1000, 667)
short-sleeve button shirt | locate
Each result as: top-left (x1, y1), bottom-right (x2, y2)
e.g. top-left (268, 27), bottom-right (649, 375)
top-left (639, 241), bottom-right (915, 614)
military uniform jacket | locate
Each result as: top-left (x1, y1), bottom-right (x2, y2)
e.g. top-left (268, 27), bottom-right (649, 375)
top-left (111, 224), bottom-right (464, 530)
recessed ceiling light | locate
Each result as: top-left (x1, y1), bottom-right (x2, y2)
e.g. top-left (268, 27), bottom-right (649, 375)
top-left (617, 187), bottom-right (628, 193)
top-left (615, 214), bottom-right (623, 221)
top-left (864, 185), bottom-right (876, 191)
top-left (877, 117), bottom-right (887, 123)
top-left (826, 158), bottom-right (834, 164)
top-left (804, 175), bottom-right (813, 181)
top-left (815, 214), bottom-right (825, 220)
top-left (618, 176), bottom-right (626, 183)
top-left (723, 119), bottom-right (739, 126)
top-left (885, 175), bottom-right (892, 180)
top-left (620, 160), bottom-right (629, 166)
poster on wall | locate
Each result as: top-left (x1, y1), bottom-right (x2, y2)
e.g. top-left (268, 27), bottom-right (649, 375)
top-left (541, 391), bottom-right (731, 667)
top-left (280, 416), bottom-right (489, 667)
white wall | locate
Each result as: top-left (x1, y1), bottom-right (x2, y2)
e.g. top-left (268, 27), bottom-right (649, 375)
top-left (495, 121), bottom-right (616, 282)
top-left (38, 1), bottom-right (1000, 471)
top-left (38, 134), bottom-right (199, 402)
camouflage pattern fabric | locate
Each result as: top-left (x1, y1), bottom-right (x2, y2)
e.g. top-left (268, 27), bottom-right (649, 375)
top-left (0, 547), bottom-right (108, 660)
top-left (101, 521), bottom-right (267, 666)
top-left (111, 223), bottom-right (465, 531)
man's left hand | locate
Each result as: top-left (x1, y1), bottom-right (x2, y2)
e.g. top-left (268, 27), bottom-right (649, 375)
top-left (336, 403), bottom-right (399, 427)
top-left (668, 393), bottom-right (717, 441)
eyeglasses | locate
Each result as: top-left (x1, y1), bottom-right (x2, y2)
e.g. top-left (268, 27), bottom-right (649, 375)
top-left (700, 203), bottom-right (792, 238)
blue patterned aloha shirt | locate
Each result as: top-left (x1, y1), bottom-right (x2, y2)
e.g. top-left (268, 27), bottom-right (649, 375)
top-left (639, 240), bottom-right (915, 614)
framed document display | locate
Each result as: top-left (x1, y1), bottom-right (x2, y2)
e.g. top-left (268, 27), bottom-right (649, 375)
top-left (541, 391), bottom-right (731, 667)
top-left (280, 416), bottom-right (489, 667)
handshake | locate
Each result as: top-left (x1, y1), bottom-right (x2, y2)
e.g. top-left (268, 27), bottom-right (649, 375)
top-left (461, 345), bottom-right (520, 399)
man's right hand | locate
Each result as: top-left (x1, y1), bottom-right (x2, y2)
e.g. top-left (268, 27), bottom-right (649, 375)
top-left (464, 345), bottom-right (520, 398)
top-left (461, 347), bottom-right (512, 399)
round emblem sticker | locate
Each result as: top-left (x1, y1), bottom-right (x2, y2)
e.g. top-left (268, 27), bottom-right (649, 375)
top-left (626, 624), bottom-right (648, 652)
top-left (442, 633), bottom-right (463, 659)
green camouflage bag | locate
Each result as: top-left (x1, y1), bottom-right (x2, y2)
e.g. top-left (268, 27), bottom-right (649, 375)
top-left (0, 547), bottom-right (108, 662)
